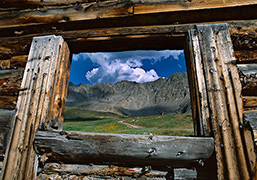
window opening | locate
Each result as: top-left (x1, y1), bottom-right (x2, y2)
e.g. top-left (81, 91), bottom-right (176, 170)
top-left (64, 50), bottom-right (194, 136)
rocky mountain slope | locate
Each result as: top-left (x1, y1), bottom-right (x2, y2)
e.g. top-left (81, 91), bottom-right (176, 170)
top-left (66, 72), bottom-right (191, 116)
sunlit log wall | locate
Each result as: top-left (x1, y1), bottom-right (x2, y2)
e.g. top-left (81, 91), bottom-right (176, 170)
top-left (1, 0), bottom-right (257, 179)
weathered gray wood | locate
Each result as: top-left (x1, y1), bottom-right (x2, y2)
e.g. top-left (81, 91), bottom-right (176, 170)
top-left (188, 23), bottom-right (256, 179)
top-left (34, 131), bottom-right (214, 168)
top-left (238, 64), bottom-right (257, 75)
top-left (0, 109), bottom-right (14, 154)
top-left (186, 28), bottom-right (211, 136)
top-left (238, 64), bottom-right (257, 97)
top-left (244, 110), bottom-right (257, 130)
top-left (244, 110), bottom-right (257, 145)
top-left (1, 35), bottom-right (70, 180)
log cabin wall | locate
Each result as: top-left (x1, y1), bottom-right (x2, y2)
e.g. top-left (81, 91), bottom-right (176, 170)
top-left (0, 0), bottom-right (257, 179)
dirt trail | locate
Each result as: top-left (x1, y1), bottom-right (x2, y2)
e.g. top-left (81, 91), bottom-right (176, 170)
top-left (118, 121), bottom-right (143, 129)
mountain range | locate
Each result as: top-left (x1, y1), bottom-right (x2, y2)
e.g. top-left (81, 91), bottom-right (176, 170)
top-left (66, 72), bottom-right (191, 116)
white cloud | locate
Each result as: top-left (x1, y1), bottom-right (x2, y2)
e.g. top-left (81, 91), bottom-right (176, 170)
top-left (85, 59), bottom-right (159, 84)
top-left (75, 50), bottom-right (184, 84)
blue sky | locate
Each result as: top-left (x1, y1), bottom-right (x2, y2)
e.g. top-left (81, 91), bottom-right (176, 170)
top-left (69, 50), bottom-right (186, 85)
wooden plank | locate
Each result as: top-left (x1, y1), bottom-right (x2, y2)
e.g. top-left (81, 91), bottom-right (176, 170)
top-left (0, 69), bottom-right (23, 97)
top-left (238, 64), bottom-right (257, 97)
top-left (0, 109), bottom-right (15, 155)
top-left (37, 163), bottom-right (168, 179)
top-left (243, 96), bottom-right (257, 108)
top-left (238, 64), bottom-right (257, 75)
top-left (235, 50), bottom-right (257, 63)
top-left (186, 29), bottom-right (211, 136)
top-left (49, 42), bottom-right (71, 130)
top-left (0, 37), bottom-right (31, 60)
top-left (37, 163), bottom-right (201, 179)
top-left (215, 23), bottom-right (256, 178)
top-left (1, 35), bottom-right (70, 180)
top-left (0, 20), bottom-right (256, 59)
top-left (2, 0), bottom-right (256, 10)
top-left (189, 23), bottom-right (256, 179)
top-left (0, 1), bottom-right (257, 29)
top-left (0, 55), bottom-right (27, 69)
top-left (34, 131), bottom-right (214, 168)
top-left (230, 29), bottom-right (257, 51)
top-left (0, 96), bottom-right (17, 109)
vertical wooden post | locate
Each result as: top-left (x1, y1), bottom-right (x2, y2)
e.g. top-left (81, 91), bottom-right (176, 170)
top-left (187, 23), bottom-right (256, 179)
top-left (1, 35), bottom-right (70, 180)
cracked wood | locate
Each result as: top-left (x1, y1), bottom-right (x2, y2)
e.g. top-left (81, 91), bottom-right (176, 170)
top-left (34, 130), bottom-right (214, 168)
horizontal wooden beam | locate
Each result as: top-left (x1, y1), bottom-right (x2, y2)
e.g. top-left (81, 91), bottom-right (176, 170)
top-left (2, 0), bottom-right (256, 10)
top-left (1, 0), bottom-right (257, 28)
top-left (238, 64), bottom-right (257, 97)
top-left (1, 3), bottom-right (257, 37)
top-left (243, 96), bottom-right (257, 108)
top-left (37, 163), bottom-right (200, 179)
top-left (235, 50), bottom-right (257, 63)
top-left (0, 96), bottom-right (17, 109)
top-left (34, 131), bottom-right (214, 168)
top-left (0, 20), bottom-right (256, 59)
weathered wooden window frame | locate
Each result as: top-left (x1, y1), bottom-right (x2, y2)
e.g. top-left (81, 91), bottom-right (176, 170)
top-left (1, 23), bottom-right (255, 180)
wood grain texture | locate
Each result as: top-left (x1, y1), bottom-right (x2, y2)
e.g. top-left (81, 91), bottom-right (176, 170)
top-left (0, 69), bottom-right (23, 97)
top-left (0, 96), bottom-right (17, 109)
top-left (235, 50), bottom-right (257, 63)
top-left (34, 131), bottom-right (214, 168)
top-left (188, 23), bottom-right (256, 179)
top-left (43, 42), bottom-right (71, 130)
top-left (1, 0), bottom-right (257, 29)
top-left (243, 96), bottom-right (257, 108)
top-left (0, 109), bottom-right (15, 155)
top-left (238, 64), bottom-right (257, 98)
top-left (0, 20), bottom-right (257, 59)
top-left (1, 35), bottom-right (70, 180)
top-left (2, 0), bottom-right (256, 9)
top-left (186, 29), bottom-right (211, 137)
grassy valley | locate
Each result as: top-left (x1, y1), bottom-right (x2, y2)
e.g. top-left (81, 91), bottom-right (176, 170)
top-left (63, 107), bottom-right (194, 136)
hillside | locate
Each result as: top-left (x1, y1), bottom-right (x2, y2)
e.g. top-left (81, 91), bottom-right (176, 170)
top-left (66, 72), bottom-right (191, 116)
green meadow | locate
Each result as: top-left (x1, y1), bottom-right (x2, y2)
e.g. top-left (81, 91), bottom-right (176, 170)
top-left (63, 107), bottom-right (194, 136)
